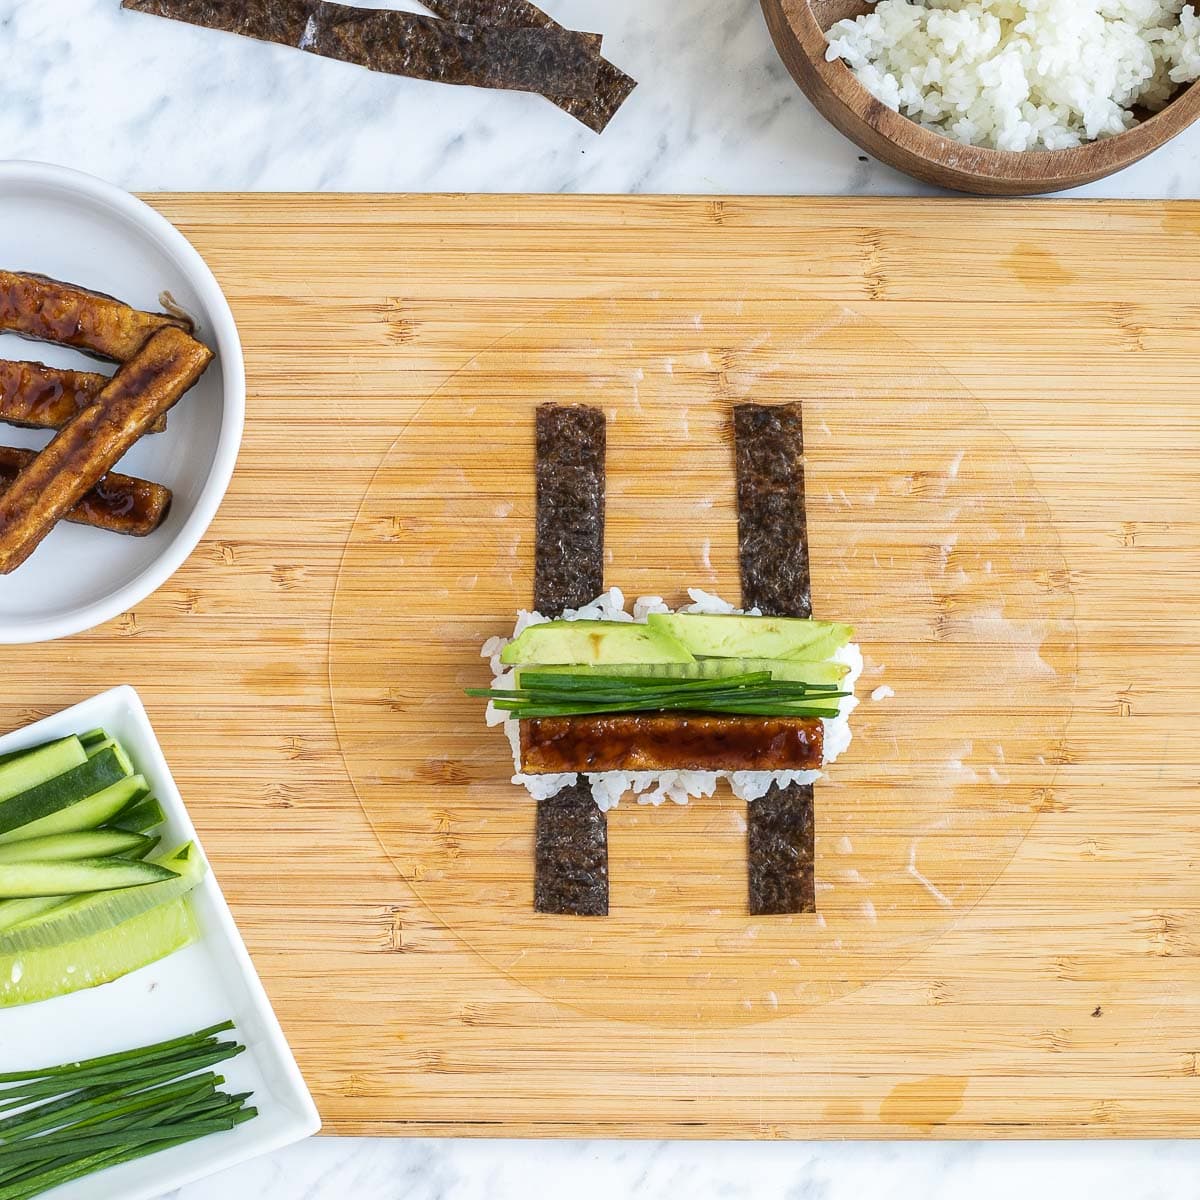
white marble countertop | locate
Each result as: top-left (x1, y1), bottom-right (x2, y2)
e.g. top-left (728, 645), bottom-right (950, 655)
top-left (4, 1), bottom-right (1200, 1198)
top-left (4, 0), bottom-right (1200, 197)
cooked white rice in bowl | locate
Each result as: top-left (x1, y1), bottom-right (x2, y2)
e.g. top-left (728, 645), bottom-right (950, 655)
top-left (480, 587), bottom-right (863, 812)
top-left (825, 0), bottom-right (1200, 151)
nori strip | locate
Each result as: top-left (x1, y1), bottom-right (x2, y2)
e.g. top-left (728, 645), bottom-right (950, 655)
top-left (421, 0), bottom-right (637, 132)
top-left (534, 781), bottom-right (609, 917)
top-left (746, 782), bottom-right (815, 915)
top-left (123, 0), bottom-right (603, 99)
top-left (734, 403), bottom-right (816, 915)
top-left (532, 404), bottom-right (609, 915)
top-left (733, 404), bottom-right (812, 619)
top-left (533, 404), bottom-right (606, 618)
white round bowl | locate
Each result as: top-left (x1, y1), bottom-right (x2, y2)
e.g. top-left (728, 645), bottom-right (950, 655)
top-left (0, 161), bottom-right (244, 643)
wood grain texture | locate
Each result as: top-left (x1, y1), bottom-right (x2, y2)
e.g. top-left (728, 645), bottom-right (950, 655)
top-left (2, 195), bottom-right (1199, 1139)
top-left (761, 0), bottom-right (1200, 196)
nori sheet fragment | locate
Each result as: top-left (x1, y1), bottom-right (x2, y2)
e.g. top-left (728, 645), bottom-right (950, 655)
top-left (531, 404), bottom-right (609, 916)
top-left (734, 403), bottom-right (817, 915)
top-left (123, 0), bottom-right (602, 99)
top-left (746, 782), bottom-right (815, 916)
top-left (534, 781), bottom-right (609, 917)
top-left (421, 0), bottom-right (637, 131)
top-left (733, 403), bottom-right (812, 619)
top-left (534, 404), bottom-right (606, 617)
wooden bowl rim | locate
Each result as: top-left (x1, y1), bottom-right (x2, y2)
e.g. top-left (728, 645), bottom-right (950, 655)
top-left (767, 0), bottom-right (1200, 185)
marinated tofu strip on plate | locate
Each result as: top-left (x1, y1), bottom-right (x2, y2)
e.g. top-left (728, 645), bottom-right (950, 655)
top-left (0, 359), bottom-right (167, 434)
top-left (531, 404), bottom-right (609, 916)
top-left (0, 446), bottom-right (172, 538)
top-left (0, 271), bottom-right (192, 363)
top-left (420, 0), bottom-right (637, 132)
top-left (0, 326), bottom-right (212, 574)
top-left (123, 0), bottom-right (603, 99)
top-left (733, 403), bottom-right (817, 915)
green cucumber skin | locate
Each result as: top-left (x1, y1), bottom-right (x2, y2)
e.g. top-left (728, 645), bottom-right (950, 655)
top-left (0, 896), bottom-right (198, 1008)
top-left (0, 738), bottom-right (87, 804)
top-left (0, 858), bottom-right (178, 899)
top-left (0, 749), bottom-right (130, 838)
top-left (85, 738), bottom-right (134, 776)
top-left (105, 796), bottom-right (165, 835)
top-left (0, 830), bottom-right (153, 865)
top-left (0, 777), bottom-right (148, 845)
top-left (0, 775), bottom-right (149, 845)
top-left (0, 843), bottom-right (205, 952)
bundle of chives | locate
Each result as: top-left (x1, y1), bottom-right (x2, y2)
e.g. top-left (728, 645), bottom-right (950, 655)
top-left (0, 1021), bottom-right (257, 1199)
top-left (468, 671), bottom-right (850, 719)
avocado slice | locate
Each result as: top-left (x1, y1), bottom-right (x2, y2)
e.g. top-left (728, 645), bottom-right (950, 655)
top-left (499, 620), bottom-right (695, 666)
top-left (645, 613), bottom-right (853, 662)
top-left (517, 658), bottom-right (849, 686)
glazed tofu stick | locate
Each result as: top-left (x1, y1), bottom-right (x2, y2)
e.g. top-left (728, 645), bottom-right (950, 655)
top-left (520, 714), bottom-right (825, 774)
top-left (0, 360), bottom-right (166, 434)
top-left (0, 446), bottom-right (172, 538)
top-left (0, 326), bottom-right (211, 574)
top-left (0, 271), bottom-right (192, 363)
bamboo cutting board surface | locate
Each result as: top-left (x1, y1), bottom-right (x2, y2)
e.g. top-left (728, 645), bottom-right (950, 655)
top-left (4, 195), bottom-right (1200, 1139)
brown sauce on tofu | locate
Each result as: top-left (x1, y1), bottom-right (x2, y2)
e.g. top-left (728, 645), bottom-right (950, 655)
top-left (520, 713), bottom-right (824, 774)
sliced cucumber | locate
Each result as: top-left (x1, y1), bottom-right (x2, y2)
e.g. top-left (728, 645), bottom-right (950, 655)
top-left (0, 858), bottom-right (178, 899)
top-left (0, 775), bottom-right (149, 845)
top-left (0, 748), bottom-right (131, 838)
top-left (0, 896), bottom-right (69, 934)
top-left (0, 737), bottom-right (87, 804)
top-left (518, 658), bottom-right (850, 687)
top-left (78, 728), bottom-right (109, 750)
top-left (0, 842), bottom-right (205, 952)
top-left (0, 831), bottom-right (154, 865)
top-left (85, 738), bottom-right (134, 776)
top-left (104, 795), bottom-right (165, 835)
top-left (0, 894), bottom-right (198, 1008)
top-left (118, 835), bottom-right (161, 862)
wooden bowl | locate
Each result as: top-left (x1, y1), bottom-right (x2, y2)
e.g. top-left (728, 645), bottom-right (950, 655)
top-left (762, 0), bottom-right (1200, 195)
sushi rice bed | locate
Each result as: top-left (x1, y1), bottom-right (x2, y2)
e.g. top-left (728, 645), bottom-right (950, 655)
top-left (480, 588), bottom-right (863, 811)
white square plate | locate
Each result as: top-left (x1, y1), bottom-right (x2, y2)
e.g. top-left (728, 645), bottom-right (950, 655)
top-left (0, 686), bottom-right (320, 1199)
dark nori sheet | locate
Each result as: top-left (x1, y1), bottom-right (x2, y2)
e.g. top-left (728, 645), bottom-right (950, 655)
top-left (533, 404), bottom-right (606, 617)
top-left (733, 403), bottom-right (812, 619)
top-left (746, 782), bottom-right (815, 916)
top-left (531, 404), bottom-right (609, 916)
top-left (734, 403), bottom-right (817, 915)
top-left (123, 0), bottom-right (602, 99)
top-left (534, 780), bottom-right (609, 917)
top-left (421, 0), bottom-right (637, 131)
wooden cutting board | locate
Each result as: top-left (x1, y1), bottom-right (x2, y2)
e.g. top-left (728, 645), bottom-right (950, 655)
top-left (5, 195), bottom-right (1200, 1139)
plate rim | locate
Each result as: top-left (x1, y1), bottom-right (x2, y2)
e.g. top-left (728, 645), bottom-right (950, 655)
top-left (0, 160), bottom-right (245, 645)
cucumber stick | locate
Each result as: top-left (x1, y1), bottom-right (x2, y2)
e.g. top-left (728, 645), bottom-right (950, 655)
top-left (85, 737), bottom-right (134, 776)
top-left (518, 658), bottom-right (850, 687)
top-left (0, 842), bottom-right (205, 952)
top-left (105, 795), bottom-right (165, 835)
top-left (0, 895), bottom-right (198, 1008)
top-left (0, 896), bottom-right (68, 934)
top-left (0, 774), bottom-right (149, 845)
top-left (0, 737), bottom-right (87, 803)
top-left (0, 858), bottom-right (177, 899)
top-left (0, 830), bottom-right (153, 864)
top-left (0, 748), bottom-right (130, 838)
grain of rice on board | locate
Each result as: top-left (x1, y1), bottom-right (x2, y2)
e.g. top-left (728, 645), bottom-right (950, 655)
top-left (825, 0), bottom-right (1200, 151)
